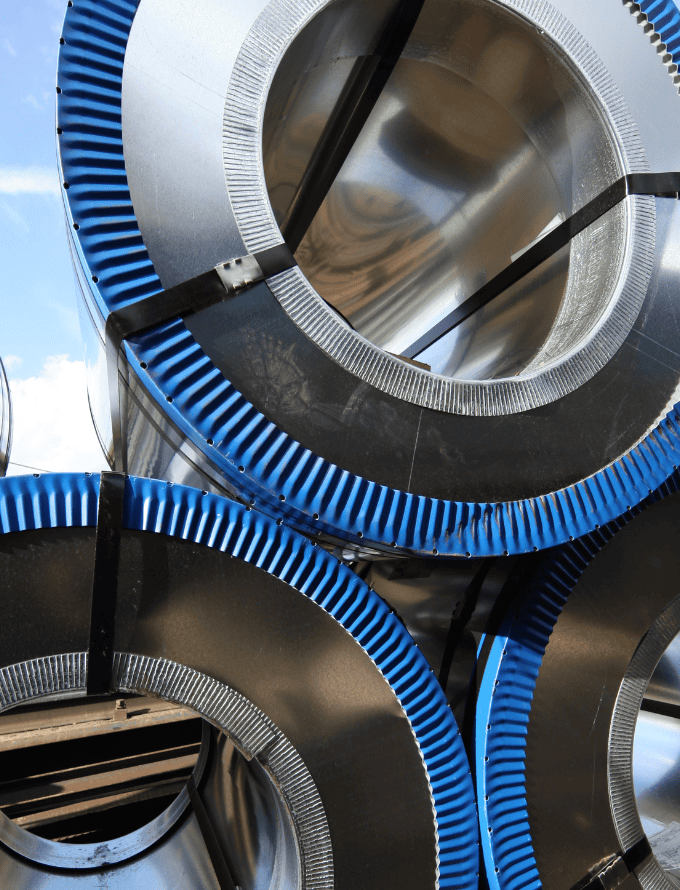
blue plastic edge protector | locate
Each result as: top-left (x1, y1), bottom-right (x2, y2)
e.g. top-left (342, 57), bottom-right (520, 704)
top-left (0, 471), bottom-right (479, 889)
top-left (56, 0), bottom-right (680, 558)
top-left (476, 470), bottom-right (680, 890)
top-left (638, 0), bottom-right (680, 58)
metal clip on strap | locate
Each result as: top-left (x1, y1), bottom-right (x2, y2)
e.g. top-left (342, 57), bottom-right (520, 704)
top-left (569, 837), bottom-right (654, 890)
top-left (104, 243), bottom-right (296, 473)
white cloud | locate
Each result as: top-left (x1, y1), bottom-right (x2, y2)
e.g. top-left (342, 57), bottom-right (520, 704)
top-left (6, 356), bottom-right (109, 475)
top-left (0, 166), bottom-right (60, 196)
top-left (3, 38), bottom-right (16, 57)
top-left (24, 94), bottom-right (45, 112)
top-left (2, 356), bottom-right (21, 371)
top-left (0, 199), bottom-right (30, 232)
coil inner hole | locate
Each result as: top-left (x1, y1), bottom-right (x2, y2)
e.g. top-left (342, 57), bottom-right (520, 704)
top-left (263, 0), bottom-right (627, 382)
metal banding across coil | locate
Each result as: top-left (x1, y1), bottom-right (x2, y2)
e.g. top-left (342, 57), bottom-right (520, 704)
top-left (475, 471), bottom-right (680, 890)
top-left (59, 0), bottom-right (680, 557)
top-left (0, 359), bottom-right (10, 478)
top-left (0, 472), bottom-right (478, 889)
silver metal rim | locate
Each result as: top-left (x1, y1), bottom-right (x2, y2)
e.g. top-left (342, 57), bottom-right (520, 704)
top-left (0, 652), bottom-right (331, 884)
top-left (0, 359), bottom-right (10, 477)
top-left (609, 595), bottom-right (680, 890)
top-left (223, 0), bottom-right (653, 417)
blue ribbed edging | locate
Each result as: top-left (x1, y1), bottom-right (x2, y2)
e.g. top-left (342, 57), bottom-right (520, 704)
top-left (638, 0), bottom-right (680, 64)
top-left (476, 470), bottom-right (680, 890)
top-left (0, 472), bottom-right (479, 889)
top-left (57, 0), bottom-right (680, 557)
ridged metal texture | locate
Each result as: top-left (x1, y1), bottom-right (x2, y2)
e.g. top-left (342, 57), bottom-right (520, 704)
top-left (0, 358), bottom-right (10, 477)
top-left (0, 471), bottom-right (479, 889)
top-left (57, 0), bottom-right (680, 558)
top-left (0, 652), bottom-right (316, 878)
top-left (475, 470), bottom-right (680, 890)
top-left (224, 0), bottom-right (651, 415)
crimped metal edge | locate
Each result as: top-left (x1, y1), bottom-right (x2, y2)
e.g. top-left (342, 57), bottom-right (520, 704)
top-left (609, 595), bottom-right (680, 890)
top-left (476, 471), bottom-right (680, 890)
top-left (57, 0), bottom-right (680, 557)
top-left (113, 652), bottom-right (331, 889)
top-left (122, 474), bottom-right (480, 890)
top-left (631, 0), bottom-right (680, 92)
top-left (0, 650), bottom-right (331, 885)
top-left (0, 471), bottom-right (481, 889)
top-left (223, 0), bottom-right (653, 417)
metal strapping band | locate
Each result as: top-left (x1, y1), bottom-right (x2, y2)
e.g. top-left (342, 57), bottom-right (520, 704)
top-left (569, 837), bottom-right (654, 890)
top-left (404, 172), bottom-right (680, 359)
top-left (87, 471), bottom-right (126, 695)
top-left (104, 243), bottom-right (295, 472)
top-left (438, 557), bottom-right (495, 692)
top-left (187, 768), bottom-right (238, 890)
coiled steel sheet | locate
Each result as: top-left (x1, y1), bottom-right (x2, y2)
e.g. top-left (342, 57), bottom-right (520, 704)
top-left (0, 472), bottom-right (478, 889)
top-left (59, 0), bottom-right (680, 556)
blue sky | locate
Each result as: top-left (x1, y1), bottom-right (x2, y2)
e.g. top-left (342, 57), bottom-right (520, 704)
top-left (1, 0), bottom-right (106, 473)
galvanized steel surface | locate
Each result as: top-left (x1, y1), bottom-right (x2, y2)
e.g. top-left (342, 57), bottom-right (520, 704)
top-left (59, 0), bottom-right (680, 556)
top-left (0, 472), bottom-right (479, 889)
top-left (476, 473), bottom-right (680, 890)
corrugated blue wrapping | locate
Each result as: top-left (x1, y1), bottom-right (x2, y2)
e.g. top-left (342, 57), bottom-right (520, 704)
top-left (0, 472), bottom-right (480, 889)
top-left (57, 0), bottom-right (680, 558)
top-left (638, 0), bottom-right (680, 62)
top-left (476, 470), bottom-right (680, 890)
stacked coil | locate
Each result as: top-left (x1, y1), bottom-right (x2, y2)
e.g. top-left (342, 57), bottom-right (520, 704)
top-left (0, 0), bottom-right (677, 887)
top-left (0, 472), bottom-right (478, 888)
top-left (59, 0), bottom-right (680, 557)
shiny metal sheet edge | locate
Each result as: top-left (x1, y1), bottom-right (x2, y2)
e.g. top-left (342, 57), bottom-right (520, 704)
top-left (0, 358), bottom-right (11, 477)
top-left (0, 471), bottom-right (480, 890)
top-left (475, 470), bottom-right (680, 890)
top-left (58, 0), bottom-right (680, 557)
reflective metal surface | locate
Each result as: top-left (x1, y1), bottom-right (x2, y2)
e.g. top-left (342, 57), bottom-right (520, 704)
top-left (0, 358), bottom-right (11, 477)
top-left (262, 0), bottom-right (635, 390)
top-left (644, 633), bottom-right (680, 709)
top-left (632, 630), bottom-right (680, 883)
top-left (0, 474), bottom-right (460, 889)
top-left (635, 711), bottom-right (680, 856)
top-left (365, 556), bottom-right (516, 720)
top-left (476, 485), bottom-right (680, 890)
top-left (64, 0), bottom-right (680, 556)
top-left (182, 198), bottom-right (680, 503)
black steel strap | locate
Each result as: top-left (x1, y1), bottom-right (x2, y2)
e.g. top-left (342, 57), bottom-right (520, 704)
top-left (187, 772), bottom-right (238, 890)
top-left (281, 0), bottom-right (427, 252)
top-left (105, 243), bottom-right (295, 472)
top-left (87, 471), bottom-right (126, 696)
top-left (640, 697), bottom-right (680, 720)
top-left (569, 838), bottom-right (653, 890)
top-left (404, 172), bottom-right (680, 360)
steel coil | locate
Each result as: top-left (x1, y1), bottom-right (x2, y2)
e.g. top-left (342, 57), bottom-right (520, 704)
top-left (59, 0), bottom-right (680, 558)
top-left (476, 472), bottom-right (680, 890)
top-left (0, 472), bottom-right (478, 889)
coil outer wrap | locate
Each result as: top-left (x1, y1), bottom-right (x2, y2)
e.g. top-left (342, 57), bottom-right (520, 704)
top-left (57, 0), bottom-right (680, 558)
top-left (476, 468), bottom-right (680, 890)
top-left (0, 471), bottom-right (479, 888)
